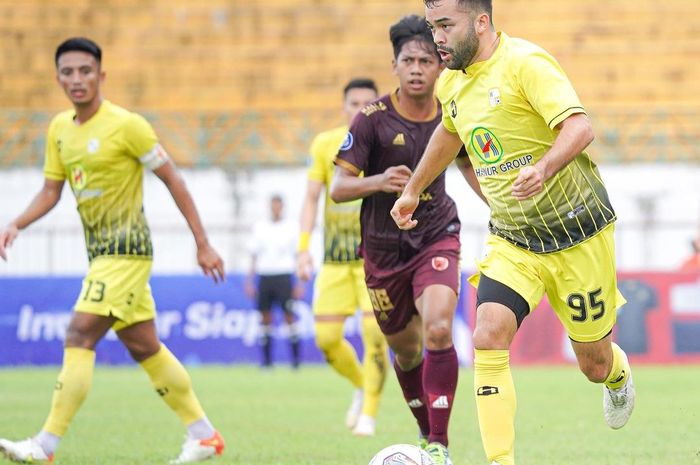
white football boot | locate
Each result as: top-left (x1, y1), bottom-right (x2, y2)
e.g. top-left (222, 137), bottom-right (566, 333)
top-left (169, 431), bottom-right (225, 464)
top-left (603, 366), bottom-right (636, 429)
top-left (345, 389), bottom-right (363, 429)
top-left (351, 414), bottom-right (376, 436)
top-left (0, 437), bottom-right (54, 463)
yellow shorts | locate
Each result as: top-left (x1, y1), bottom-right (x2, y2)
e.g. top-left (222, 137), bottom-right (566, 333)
top-left (313, 262), bottom-right (372, 316)
top-left (469, 224), bottom-right (626, 342)
top-left (74, 256), bottom-right (156, 331)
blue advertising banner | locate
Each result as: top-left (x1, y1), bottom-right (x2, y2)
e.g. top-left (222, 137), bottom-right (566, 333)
top-left (0, 274), bottom-right (475, 366)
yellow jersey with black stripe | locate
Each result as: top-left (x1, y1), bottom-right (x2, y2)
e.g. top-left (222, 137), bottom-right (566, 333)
top-left (307, 125), bottom-right (363, 263)
top-left (437, 32), bottom-right (615, 253)
top-left (43, 100), bottom-right (166, 261)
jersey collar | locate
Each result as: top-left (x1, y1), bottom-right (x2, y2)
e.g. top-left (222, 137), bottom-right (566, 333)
top-left (462, 31), bottom-right (507, 77)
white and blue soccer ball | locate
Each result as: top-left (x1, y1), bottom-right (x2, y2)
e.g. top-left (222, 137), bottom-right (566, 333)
top-left (368, 444), bottom-right (434, 465)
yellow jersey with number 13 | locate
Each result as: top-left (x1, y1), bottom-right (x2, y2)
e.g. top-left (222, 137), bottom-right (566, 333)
top-left (43, 100), bottom-right (167, 261)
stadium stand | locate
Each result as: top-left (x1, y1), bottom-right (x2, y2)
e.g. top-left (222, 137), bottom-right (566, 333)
top-left (1, 0), bottom-right (699, 165)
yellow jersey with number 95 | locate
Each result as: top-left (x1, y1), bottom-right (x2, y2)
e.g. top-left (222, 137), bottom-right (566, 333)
top-left (437, 32), bottom-right (616, 253)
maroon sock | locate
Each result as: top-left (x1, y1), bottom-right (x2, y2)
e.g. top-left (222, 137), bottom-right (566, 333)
top-left (424, 346), bottom-right (458, 446)
top-left (394, 359), bottom-right (430, 437)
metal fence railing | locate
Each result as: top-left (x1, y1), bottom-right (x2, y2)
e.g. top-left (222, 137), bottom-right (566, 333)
top-left (2, 109), bottom-right (699, 168)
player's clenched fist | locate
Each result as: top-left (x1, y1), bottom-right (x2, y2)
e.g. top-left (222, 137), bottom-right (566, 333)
top-left (377, 165), bottom-right (412, 194)
top-left (512, 164), bottom-right (545, 200)
top-left (391, 193), bottom-right (419, 230)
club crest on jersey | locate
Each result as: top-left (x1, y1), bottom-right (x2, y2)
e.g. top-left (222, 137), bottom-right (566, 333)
top-left (70, 164), bottom-right (87, 191)
top-left (450, 100), bottom-right (457, 118)
top-left (340, 132), bottom-right (354, 151)
top-left (432, 256), bottom-right (449, 271)
top-left (488, 88), bottom-right (501, 107)
top-left (87, 138), bottom-right (100, 154)
top-left (470, 127), bottom-right (503, 164)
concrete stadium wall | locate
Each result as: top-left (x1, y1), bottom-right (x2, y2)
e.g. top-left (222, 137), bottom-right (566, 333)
top-left (0, 163), bottom-right (698, 275)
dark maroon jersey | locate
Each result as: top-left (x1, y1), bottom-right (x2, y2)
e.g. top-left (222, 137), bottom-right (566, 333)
top-left (335, 90), bottom-right (461, 271)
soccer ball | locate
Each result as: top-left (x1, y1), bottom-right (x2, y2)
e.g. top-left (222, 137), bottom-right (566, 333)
top-left (368, 444), bottom-right (434, 465)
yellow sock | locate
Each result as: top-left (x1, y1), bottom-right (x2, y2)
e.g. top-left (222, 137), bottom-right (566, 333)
top-left (43, 347), bottom-right (95, 436)
top-left (140, 344), bottom-right (205, 425)
top-left (604, 343), bottom-right (630, 390)
top-left (314, 320), bottom-right (363, 388)
top-left (360, 314), bottom-right (388, 417)
top-left (474, 349), bottom-right (516, 465)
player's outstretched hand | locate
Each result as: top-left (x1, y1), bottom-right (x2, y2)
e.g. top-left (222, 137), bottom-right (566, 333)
top-left (512, 165), bottom-right (545, 200)
top-left (296, 250), bottom-right (313, 281)
top-left (0, 224), bottom-right (19, 261)
top-left (197, 243), bottom-right (225, 283)
top-left (378, 165), bottom-right (412, 194)
top-left (391, 193), bottom-right (419, 230)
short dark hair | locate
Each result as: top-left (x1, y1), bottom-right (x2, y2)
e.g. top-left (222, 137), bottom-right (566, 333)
top-left (424, 0), bottom-right (493, 23)
top-left (389, 14), bottom-right (438, 59)
top-left (343, 78), bottom-right (378, 97)
top-left (55, 37), bottom-right (102, 67)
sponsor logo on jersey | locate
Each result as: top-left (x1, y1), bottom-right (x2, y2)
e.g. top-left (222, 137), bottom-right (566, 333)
top-left (488, 87), bottom-right (501, 107)
top-left (432, 256), bottom-right (449, 271)
top-left (70, 164), bottom-right (87, 191)
top-left (392, 133), bottom-right (405, 145)
top-left (360, 101), bottom-right (387, 117)
top-left (87, 138), bottom-right (100, 154)
top-left (450, 100), bottom-right (457, 118)
top-left (471, 127), bottom-right (503, 164)
top-left (567, 205), bottom-right (585, 219)
top-left (340, 132), bottom-right (354, 151)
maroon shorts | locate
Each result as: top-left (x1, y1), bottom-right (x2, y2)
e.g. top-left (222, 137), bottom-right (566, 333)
top-left (363, 235), bottom-right (460, 335)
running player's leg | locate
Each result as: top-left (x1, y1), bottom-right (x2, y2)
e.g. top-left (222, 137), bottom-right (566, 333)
top-left (118, 319), bottom-right (223, 463)
top-left (545, 225), bottom-right (632, 429)
top-left (411, 237), bottom-right (461, 465)
top-left (1, 311), bottom-right (114, 463)
top-left (353, 264), bottom-right (388, 436)
top-left (415, 284), bottom-right (458, 449)
top-left (470, 235), bottom-right (545, 465)
top-left (313, 264), bottom-right (364, 426)
top-left (367, 266), bottom-right (430, 446)
top-left (384, 315), bottom-right (430, 441)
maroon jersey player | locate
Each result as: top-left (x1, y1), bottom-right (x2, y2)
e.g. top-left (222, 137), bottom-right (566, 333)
top-left (330, 15), bottom-right (481, 465)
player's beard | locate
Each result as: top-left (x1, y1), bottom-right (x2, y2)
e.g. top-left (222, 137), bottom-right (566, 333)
top-left (441, 24), bottom-right (479, 70)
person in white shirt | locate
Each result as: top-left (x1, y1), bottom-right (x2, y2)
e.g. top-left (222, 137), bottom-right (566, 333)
top-left (246, 194), bottom-right (302, 368)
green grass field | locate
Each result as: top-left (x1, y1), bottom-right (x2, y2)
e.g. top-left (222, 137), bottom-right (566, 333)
top-left (1, 365), bottom-right (699, 465)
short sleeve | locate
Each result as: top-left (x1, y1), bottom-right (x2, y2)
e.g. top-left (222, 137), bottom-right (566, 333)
top-left (306, 134), bottom-right (328, 183)
top-left (517, 49), bottom-right (585, 129)
top-left (334, 112), bottom-right (375, 175)
top-left (436, 71), bottom-right (458, 133)
top-left (122, 113), bottom-right (162, 166)
top-left (43, 117), bottom-right (66, 181)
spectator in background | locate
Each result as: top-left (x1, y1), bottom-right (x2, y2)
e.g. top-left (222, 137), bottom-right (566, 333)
top-left (679, 233), bottom-right (700, 271)
top-left (246, 194), bottom-right (303, 368)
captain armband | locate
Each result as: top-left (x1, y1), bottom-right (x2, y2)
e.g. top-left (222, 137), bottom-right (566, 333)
top-left (139, 144), bottom-right (170, 170)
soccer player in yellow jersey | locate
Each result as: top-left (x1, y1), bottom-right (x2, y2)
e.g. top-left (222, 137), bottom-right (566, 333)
top-left (392, 2), bottom-right (635, 464)
top-left (0, 38), bottom-right (225, 464)
top-left (296, 78), bottom-right (389, 436)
